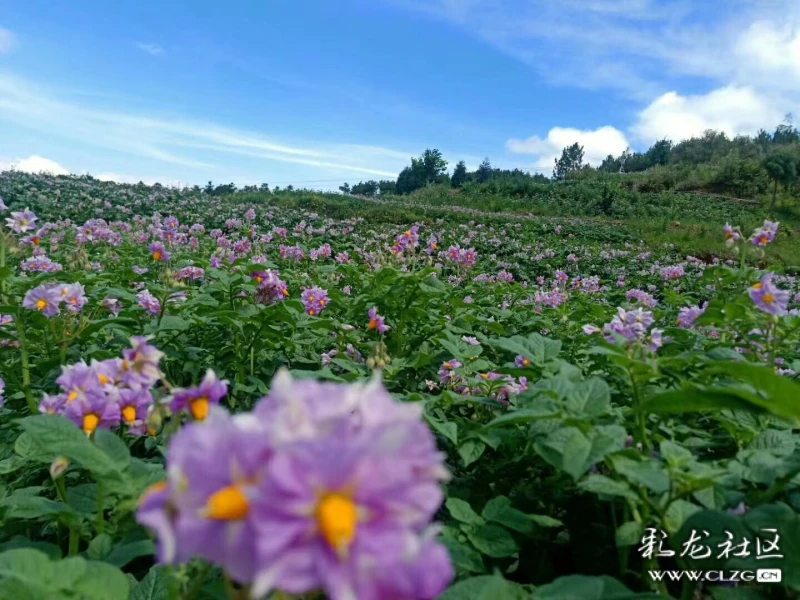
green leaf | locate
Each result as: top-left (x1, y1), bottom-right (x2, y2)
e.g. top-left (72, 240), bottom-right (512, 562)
top-left (533, 575), bottom-right (658, 599)
top-left (86, 534), bottom-right (113, 561)
top-left (664, 500), bottom-right (701, 535)
top-left (17, 416), bottom-right (132, 495)
top-left (440, 536), bottom-right (486, 575)
top-left (446, 498), bottom-right (484, 525)
top-left (566, 378), bottom-right (611, 418)
top-left (466, 524), bottom-right (518, 557)
top-left (70, 560), bottom-right (130, 600)
top-left (156, 315), bottom-right (190, 332)
top-left (482, 407), bottom-right (559, 430)
top-left (579, 475), bottom-right (638, 501)
top-left (615, 522), bottom-right (643, 547)
top-left (561, 429), bottom-right (592, 480)
top-left (0, 549), bottom-right (55, 597)
top-left (481, 496), bottom-right (534, 535)
top-left (0, 496), bottom-right (76, 521)
top-left (438, 575), bottom-right (529, 600)
top-left (426, 416), bottom-right (458, 445)
top-left (612, 457), bottom-right (670, 494)
top-left (458, 440), bottom-right (485, 467)
top-left (106, 540), bottom-right (156, 568)
top-left (130, 566), bottom-right (177, 600)
top-left (529, 514), bottom-right (564, 528)
top-left (489, 333), bottom-right (561, 367)
top-left (93, 430), bottom-right (131, 469)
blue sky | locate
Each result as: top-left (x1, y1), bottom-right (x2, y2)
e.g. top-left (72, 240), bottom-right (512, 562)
top-left (1, 0), bottom-right (798, 189)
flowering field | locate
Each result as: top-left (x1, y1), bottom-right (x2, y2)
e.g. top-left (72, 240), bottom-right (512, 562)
top-left (0, 171), bottom-right (799, 600)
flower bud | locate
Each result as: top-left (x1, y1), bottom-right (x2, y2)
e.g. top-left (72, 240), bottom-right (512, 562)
top-left (50, 456), bottom-right (70, 479)
top-left (366, 357), bottom-right (376, 369)
top-left (146, 408), bottom-right (163, 436)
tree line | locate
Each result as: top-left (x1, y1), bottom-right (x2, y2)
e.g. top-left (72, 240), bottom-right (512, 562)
top-left (340, 117), bottom-right (800, 208)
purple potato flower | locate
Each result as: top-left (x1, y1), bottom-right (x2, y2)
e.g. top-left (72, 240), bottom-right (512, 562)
top-left (749, 273), bottom-right (790, 316)
top-left (367, 307), bottom-right (389, 333)
top-left (121, 336), bottom-right (164, 387)
top-left (23, 285), bottom-right (61, 318)
top-left (64, 391), bottom-right (121, 436)
top-left (136, 408), bottom-right (274, 582)
top-left (301, 286), bottom-right (329, 316)
top-left (5, 208), bottom-right (38, 233)
top-left (148, 242), bottom-right (172, 262)
top-left (170, 368), bottom-right (229, 421)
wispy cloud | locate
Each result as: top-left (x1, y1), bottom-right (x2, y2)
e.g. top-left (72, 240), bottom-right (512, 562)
top-left (390, 0), bottom-right (800, 100)
top-left (135, 41), bottom-right (165, 56)
top-left (0, 27), bottom-right (16, 54)
top-left (0, 72), bottom-right (415, 179)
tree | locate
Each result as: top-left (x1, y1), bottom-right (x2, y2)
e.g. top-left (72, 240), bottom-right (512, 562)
top-left (451, 160), bottom-right (467, 188)
top-left (259, 183), bottom-right (270, 193)
top-left (552, 143), bottom-right (585, 180)
top-left (762, 149), bottom-right (797, 214)
top-left (394, 149), bottom-right (448, 194)
top-left (419, 149), bottom-right (448, 183)
top-left (339, 183), bottom-right (351, 194)
top-left (378, 180), bottom-right (396, 195)
top-left (351, 180), bottom-right (379, 196)
top-left (475, 158), bottom-right (493, 184)
top-left (646, 139), bottom-right (673, 166)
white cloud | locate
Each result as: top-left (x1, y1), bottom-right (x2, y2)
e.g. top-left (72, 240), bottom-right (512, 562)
top-left (632, 86), bottom-right (788, 144)
top-left (507, 125), bottom-right (629, 169)
top-left (733, 21), bottom-right (800, 87)
top-left (2, 155), bottom-right (69, 175)
top-left (0, 28), bottom-right (16, 54)
top-left (136, 42), bottom-right (164, 56)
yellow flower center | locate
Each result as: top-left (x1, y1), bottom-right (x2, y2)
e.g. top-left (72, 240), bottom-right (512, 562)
top-left (33, 237), bottom-right (40, 246)
top-left (67, 390), bottom-right (79, 403)
top-left (153, 251), bottom-right (162, 261)
top-left (36, 299), bottom-right (48, 310)
top-left (320, 299), bottom-right (327, 306)
top-left (98, 374), bottom-right (111, 385)
top-left (368, 319), bottom-right (378, 330)
top-left (752, 283), bottom-right (762, 290)
top-left (522, 358), bottom-right (530, 366)
top-left (204, 484), bottom-right (249, 520)
top-left (282, 289), bottom-right (289, 297)
top-left (255, 276), bottom-right (263, 283)
top-left (764, 294), bottom-right (775, 304)
top-left (122, 405), bottom-right (137, 423)
top-left (316, 493), bottom-right (358, 555)
top-left (190, 397), bottom-right (210, 421)
top-left (309, 309), bottom-right (316, 316)
top-left (83, 413), bottom-right (101, 435)
top-left (725, 231), bottom-right (733, 239)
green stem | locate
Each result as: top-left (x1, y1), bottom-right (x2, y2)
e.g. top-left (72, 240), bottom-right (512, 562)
top-left (15, 312), bottom-right (37, 413)
top-left (54, 477), bottom-right (80, 556)
top-left (628, 368), bottom-right (648, 453)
